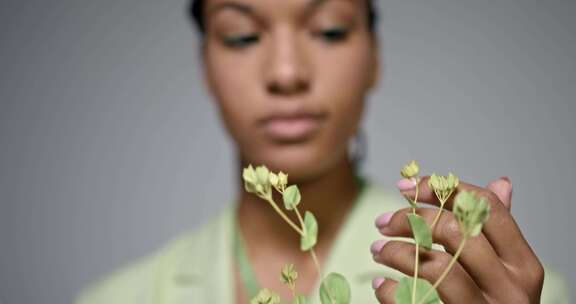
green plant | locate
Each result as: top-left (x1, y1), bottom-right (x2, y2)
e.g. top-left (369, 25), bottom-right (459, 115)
top-left (242, 162), bottom-right (490, 304)
top-left (243, 165), bottom-right (351, 304)
top-left (394, 160), bottom-right (490, 304)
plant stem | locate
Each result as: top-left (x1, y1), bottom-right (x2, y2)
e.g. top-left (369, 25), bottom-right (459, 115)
top-left (265, 196), bottom-right (304, 235)
top-left (417, 237), bottom-right (468, 304)
top-left (294, 207), bottom-right (305, 231)
top-left (411, 178), bottom-right (420, 304)
top-left (310, 249), bottom-right (322, 277)
top-left (431, 188), bottom-right (456, 230)
top-left (414, 177), bottom-right (420, 203)
top-left (430, 201), bottom-right (444, 231)
top-left (412, 242), bottom-right (420, 304)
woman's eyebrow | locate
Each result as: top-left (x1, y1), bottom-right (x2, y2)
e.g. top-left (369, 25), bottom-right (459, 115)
top-left (206, 0), bottom-right (352, 19)
top-left (207, 1), bottom-right (255, 18)
top-left (304, 0), bottom-right (354, 18)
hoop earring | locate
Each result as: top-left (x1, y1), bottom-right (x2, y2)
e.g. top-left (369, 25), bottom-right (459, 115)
top-left (349, 129), bottom-right (367, 169)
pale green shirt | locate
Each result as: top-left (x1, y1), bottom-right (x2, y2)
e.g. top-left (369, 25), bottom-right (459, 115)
top-left (77, 181), bottom-right (569, 303)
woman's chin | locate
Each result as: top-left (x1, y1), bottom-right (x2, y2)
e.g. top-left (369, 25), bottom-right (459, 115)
top-left (243, 145), bottom-right (347, 183)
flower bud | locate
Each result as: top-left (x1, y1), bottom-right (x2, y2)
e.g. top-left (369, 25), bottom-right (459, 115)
top-left (251, 289), bottom-right (281, 304)
top-left (278, 172), bottom-right (288, 189)
top-left (428, 173), bottom-right (459, 203)
top-left (400, 160), bottom-right (419, 178)
top-left (269, 172), bottom-right (279, 188)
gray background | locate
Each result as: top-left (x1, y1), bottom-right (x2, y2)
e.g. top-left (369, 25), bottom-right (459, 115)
top-left (0, 0), bottom-right (574, 303)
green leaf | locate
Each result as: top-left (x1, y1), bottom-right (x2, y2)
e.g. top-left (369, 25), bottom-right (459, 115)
top-left (319, 272), bottom-right (351, 304)
top-left (300, 211), bottom-right (318, 251)
top-left (293, 295), bottom-right (307, 304)
top-left (394, 277), bottom-right (440, 304)
top-left (453, 191), bottom-right (490, 237)
top-left (250, 288), bottom-right (281, 304)
top-left (406, 214), bottom-right (433, 250)
top-left (283, 185), bottom-right (301, 210)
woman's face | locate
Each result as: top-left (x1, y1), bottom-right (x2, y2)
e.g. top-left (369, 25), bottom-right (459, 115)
top-left (202, 0), bottom-right (379, 181)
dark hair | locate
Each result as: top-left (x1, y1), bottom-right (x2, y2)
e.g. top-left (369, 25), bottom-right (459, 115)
top-left (187, 0), bottom-right (378, 35)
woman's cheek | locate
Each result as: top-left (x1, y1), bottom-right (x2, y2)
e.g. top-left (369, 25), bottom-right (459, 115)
top-left (208, 57), bottom-right (262, 128)
top-left (318, 56), bottom-right (369, 135)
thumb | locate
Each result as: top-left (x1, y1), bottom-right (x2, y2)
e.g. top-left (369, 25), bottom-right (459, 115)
top-left (486, 177), bottom-right (513, 210)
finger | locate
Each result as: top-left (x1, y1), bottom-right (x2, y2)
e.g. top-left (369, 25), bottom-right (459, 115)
top-left (477, 177), bottom-right (544, 295)
top-left (378, 207), bottom-right (516, 301)
top-left (486, 177), bottom-right (513, 210)
top-left (373, 277), bottom-right (397, 304)
top-left (373, 240), bottom-right (487, 304)
top-left (397, 176), bottom-right (535, 266)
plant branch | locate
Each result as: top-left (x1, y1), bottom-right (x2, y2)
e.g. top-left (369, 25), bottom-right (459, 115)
top-left (294, 207), bottom-right (306, 231)
top-left (310, 249), bottom-right (322, 278)
top-left (430, 203), bottom-right (444, 230)
top-left (264, 195), bottom-right (304, 235)
top-left (412, 242), bottom-right (420, 304)
top-left (417, 237), bottom-right (467, 304)
top-left (411, 178), bottom-right (420, 304)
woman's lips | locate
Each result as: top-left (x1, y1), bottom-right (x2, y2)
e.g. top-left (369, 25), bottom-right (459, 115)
top-left (259, 113), bottom-right (326, 142)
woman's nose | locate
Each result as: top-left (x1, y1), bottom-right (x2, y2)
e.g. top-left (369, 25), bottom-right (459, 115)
top-left (265, 28), bottom-right (311, 96)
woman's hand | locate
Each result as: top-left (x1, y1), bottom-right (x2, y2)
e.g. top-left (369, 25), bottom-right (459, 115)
top-left (371, 176), bottom-right (544, 303)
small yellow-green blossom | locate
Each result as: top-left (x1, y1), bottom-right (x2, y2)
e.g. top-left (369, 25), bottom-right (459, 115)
top-left (243, 164), bottom-right (258, 194)
top-left (280, 263), bottom-right (298, 287)
top-left (255, 166), bottom-right (271, 188)
top-left (243, 165), bottom-right (273, 197)
top-left (428, 173), bottom-right (459, 203)
top-left (250, 288), bottom-right (281, 304)
top-left (269, 172), bottom-right (279, 188)
top-left (401, 160), bottom-right (420, 179)
top-left (453, 190), bottom-right (490, 237)
top-left (278, 171), bottom-right (288, 190)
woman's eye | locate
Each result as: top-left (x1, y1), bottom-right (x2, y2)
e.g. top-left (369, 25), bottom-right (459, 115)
top-left (220, 33), bottom-right (260, 48)
top-left (315, 27), bottom-right (349, 42)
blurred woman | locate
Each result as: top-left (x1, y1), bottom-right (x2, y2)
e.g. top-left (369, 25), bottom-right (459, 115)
top-left (77, 0), bottom-right (568, 303)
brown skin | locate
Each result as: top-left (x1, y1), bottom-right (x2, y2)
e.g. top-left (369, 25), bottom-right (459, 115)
top-left (199, 0), bottom-right (543, 302)
top-left (374, 177), bottom-right (545, 303)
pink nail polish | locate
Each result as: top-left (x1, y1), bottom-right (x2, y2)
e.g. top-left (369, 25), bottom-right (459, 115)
top-left (396, 178), bottom-right (416, 191)
top-left (374, 212), bottom-right (394, 229)
top-left (372, 277), bottom-right (385, 290)
top-left (370, 239), bottom-right (388, 255)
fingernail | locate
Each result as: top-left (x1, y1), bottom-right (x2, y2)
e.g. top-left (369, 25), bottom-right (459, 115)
top-left (500, 176), bottom-right (512, 186)
top-left (375, 212), bottom-right (394, 229)
top-left (396, 178), bottom-right (416, 191)
top-left (370, 239), bottom-right (388, 255)
top-left (500, 176), bottom-right (513, 204)
top-left (372, 277), bottom-right (386, 290)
